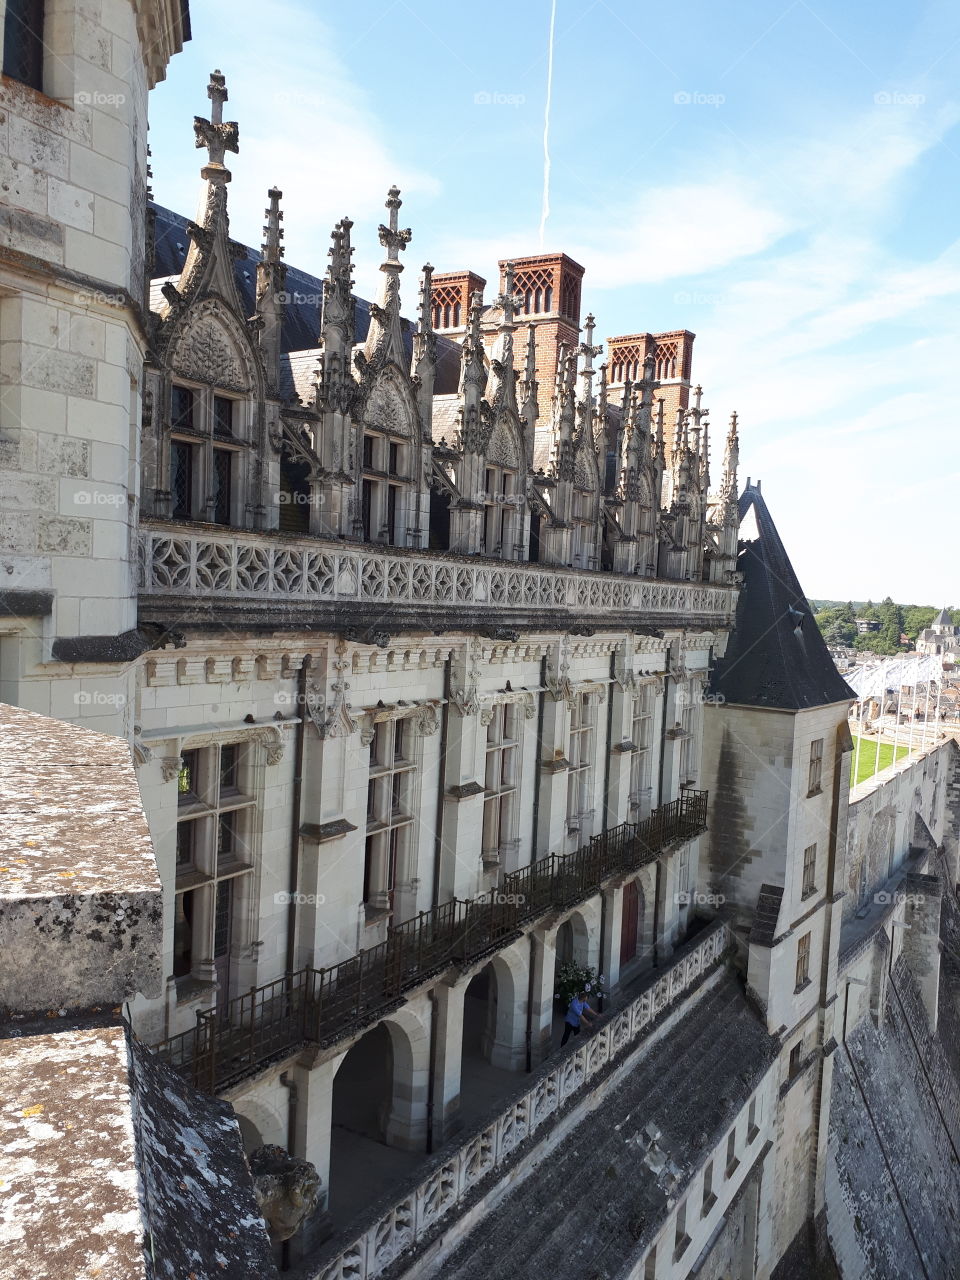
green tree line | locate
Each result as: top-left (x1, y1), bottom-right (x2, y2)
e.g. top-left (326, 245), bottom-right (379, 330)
top-left (809, 600), bottom-right (958, 655)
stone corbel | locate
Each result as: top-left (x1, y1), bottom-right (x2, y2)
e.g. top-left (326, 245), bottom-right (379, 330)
top-left (252, 725), bottom-right (286, 765)
top-left (160, 754), bottom-right (183, 783)
top-left (306, 638), bottom-right (359, 739)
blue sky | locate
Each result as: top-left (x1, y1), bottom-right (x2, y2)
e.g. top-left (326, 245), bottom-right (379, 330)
top-left (148, 0), bottom-right (960, 605)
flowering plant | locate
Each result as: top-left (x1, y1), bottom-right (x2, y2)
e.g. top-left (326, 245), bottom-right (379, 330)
top-left (554, 960), bottom-right (606, 1008)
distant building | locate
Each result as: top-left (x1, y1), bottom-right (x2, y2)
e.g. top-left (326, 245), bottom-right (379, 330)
top-left (856, 618), bottom-right (881, 633)
top-left (917, 608), bottom-right (960, 657)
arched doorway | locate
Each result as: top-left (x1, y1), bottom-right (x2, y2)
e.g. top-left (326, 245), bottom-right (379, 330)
top-left (620, 879), bottom-right (641, 967)
top-left (328, 1020), bottom-right (423, 1219)
top-left (463, 965), bottom-right (497, 1064)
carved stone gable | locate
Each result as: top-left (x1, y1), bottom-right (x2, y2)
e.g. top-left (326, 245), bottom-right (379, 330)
top-left (486, 419), bottom-right (520, 469)
top-left (364, 377), bottom-right (411, 438)
top-left (172, 312), bottom-right (249, 392)
top-left (574, 447), bottom-right (596, 490)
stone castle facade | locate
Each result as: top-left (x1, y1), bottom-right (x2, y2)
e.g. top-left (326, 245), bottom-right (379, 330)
top-left (2, 6), bottom-right (959, 1280)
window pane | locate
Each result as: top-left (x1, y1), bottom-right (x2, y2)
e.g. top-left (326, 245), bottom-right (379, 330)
top-left (212, 449), bottom-right (232, 525)
top-left (220, 744), bottom-right (239, 795)
top-left (3, 0), bottom-right (43, 90)
top-left (171, 386), bottom-right (195, 431)
top-left (213, 395), bottom-right (233, 435)
top-left (176, 821), bottom-right (195, 869)
top-left (173, 891), bottom-right (194, 977)
top-left (171, 441), bottom-right (194, 519)
top-left (214, 881), bottom-right (233, 958)
top-left (178, 750), bottom-right (200, 803)
top-left (218, 813), bottom-right (237, 865)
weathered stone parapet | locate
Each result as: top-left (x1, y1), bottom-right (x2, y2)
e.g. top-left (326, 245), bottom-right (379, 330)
top-left (0, 703), bottom-right (162, 1012)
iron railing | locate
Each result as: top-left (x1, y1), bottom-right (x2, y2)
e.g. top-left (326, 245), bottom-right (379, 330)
top-left (153, 789), bottom-right (708, 1093)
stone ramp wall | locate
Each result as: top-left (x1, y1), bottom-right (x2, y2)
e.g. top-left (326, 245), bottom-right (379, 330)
top-left (826, 966), bottom-right (960, 1279)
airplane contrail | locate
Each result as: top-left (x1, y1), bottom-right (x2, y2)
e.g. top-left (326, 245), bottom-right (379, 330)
top-left (538, 0), bottom-right (558, 249)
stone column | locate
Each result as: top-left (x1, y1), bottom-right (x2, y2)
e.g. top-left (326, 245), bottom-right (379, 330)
top-left (527, 928), bottom-right (557, 1066)
top-left (601, 883), bottom-right (624, 991)
top-left (384, 1011), bottom-right (432, 1151)
top-left (290, 1052), bottom-right (344, 1203)
top-left (429, 980), bottom-right (466, 1146)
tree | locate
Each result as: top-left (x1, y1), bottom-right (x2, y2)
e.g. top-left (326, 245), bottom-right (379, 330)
top-left (903, 606), bottom-right (936, 641)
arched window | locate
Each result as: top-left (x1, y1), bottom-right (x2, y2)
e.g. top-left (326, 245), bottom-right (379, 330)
top-left (544, 285), bottom-right (553, 311)
top-left (453, 301), bottom-right (461, 326)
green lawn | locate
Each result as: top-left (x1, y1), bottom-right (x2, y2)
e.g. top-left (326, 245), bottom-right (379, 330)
top-left (850, 736), bottom-right (911, 786)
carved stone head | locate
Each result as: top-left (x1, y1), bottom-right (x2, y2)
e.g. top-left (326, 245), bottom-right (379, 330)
top-left (248, 1144), bottom-right (322, 1243)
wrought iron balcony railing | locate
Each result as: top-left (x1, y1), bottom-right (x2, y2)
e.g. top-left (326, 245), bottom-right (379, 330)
top-left (153, 790), bottom-right (708, 1093)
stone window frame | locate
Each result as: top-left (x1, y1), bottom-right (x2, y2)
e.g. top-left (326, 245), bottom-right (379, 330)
top-left (359, 427), bottom-right (413, 548)
top-left (801, 842), bottom-right (817, 899)
top-left (566, 688), bottom-right (599, 837)
top-left (570, 485), bottom-right (599, 572)
top-left (359, 704), bottom-right (436, 922)
top-left (480, 699), bottom-right (523, 871)
top-left (479, 462), bottom-right (522, 560)
top-left (171, 733), bottom-right (264, 1002)
top-left (167, 376), bottom-right (249, 527)
top-left (795, 930), bottom-right (812, 990)
top-left (677, 677), bottom-right (701, 787)
top-left (701, 1157), bottom-right (717, 1216)
top-left (724, 1124), bottom-right (740, 1179)
top-left (807, 737), bottom-right (824, 796)
top-left (629, 680), bottom-right (657, 818)
top-left (673, 1197), bottom-right (690, 1261)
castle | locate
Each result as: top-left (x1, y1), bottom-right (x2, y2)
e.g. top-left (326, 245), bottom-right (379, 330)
top-left (1, 5), bottom-right (959, 1279)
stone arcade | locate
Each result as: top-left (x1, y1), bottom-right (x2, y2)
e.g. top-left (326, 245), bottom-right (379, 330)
top-left (1, 6), bottom-right (960, 1279)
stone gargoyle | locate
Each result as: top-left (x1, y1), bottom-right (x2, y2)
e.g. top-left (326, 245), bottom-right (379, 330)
top-left (248, 1144), bottom-right (322, 1243)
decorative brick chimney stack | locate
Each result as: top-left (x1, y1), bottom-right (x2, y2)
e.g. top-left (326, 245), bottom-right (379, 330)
top-left (500, 253), bottom-right (585, 422)
top-left (430, 270), bottom-right (487, 331)
top-left (607, 329), bottom-right (695, 470)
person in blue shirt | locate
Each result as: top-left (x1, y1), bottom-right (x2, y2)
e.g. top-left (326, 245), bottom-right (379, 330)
top-left (560, 989), bottom-right (597, 1046)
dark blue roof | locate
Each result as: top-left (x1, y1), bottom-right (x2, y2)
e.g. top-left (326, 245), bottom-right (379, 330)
top-left (149, 203), bottom-right (461, 392)
top-left (709, 485), bottom-right (856, 711)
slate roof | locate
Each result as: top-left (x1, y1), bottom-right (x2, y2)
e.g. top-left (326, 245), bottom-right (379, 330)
top-left (709, 484), bottom-right (856, 711)
top-left (150, 203), bottom-right (462, 396)
top-left (750, 884), bottom-right (785, 947)
top-left (933, 607), bottom-right (953, 627)
top-left (441, 973), bottom-right (776, 1280)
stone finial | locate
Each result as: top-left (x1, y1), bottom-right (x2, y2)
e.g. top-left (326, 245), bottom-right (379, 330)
top-left (378, 184), bottom-right (412, 270)
top-left (194, 69), bottom-right (239, 184)
top-left (327, 217), bottom-right (355, 288)
top-left (418, 263), bottom-right (434, 328)
top-left (261, 187), bottom-right (284, 262)
top-left (494, 261), bottom-right (521, 329)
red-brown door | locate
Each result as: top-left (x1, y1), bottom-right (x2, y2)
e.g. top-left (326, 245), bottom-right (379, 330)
top-left (620, 879), bottom-right (639, 966)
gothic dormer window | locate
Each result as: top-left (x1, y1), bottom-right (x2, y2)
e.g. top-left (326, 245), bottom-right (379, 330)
top-left (168, 380), bottom-right (244, 526)
top-left (480, 464), bottom-right (520, 559)
top-left (360, 429), bottom-right (409, 547)
top-left (571, 486), bottom-right (598, 570)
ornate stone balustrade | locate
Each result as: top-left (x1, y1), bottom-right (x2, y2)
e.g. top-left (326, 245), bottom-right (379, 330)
top-left (311, 920), bottom-right (730, 1280)
top-left (138, 522), bottom-right (737, 627)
